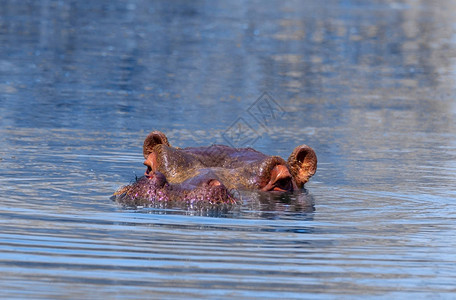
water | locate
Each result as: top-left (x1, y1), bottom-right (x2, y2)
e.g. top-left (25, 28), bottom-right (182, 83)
top-left (1, 0), bottom-right (456, 298)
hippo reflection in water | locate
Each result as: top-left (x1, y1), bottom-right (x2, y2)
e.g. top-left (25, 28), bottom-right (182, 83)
top-left (113, 131), bottom-right (317, 209)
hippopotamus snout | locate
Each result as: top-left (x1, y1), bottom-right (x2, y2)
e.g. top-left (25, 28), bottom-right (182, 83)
top-left (114, 130), bottom-right (317, 209)
top-left (114, 171), bottom-right (238, 208)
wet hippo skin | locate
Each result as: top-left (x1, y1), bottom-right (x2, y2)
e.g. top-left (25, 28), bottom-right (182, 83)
top-left (113, 131), bottom-right (317, 208)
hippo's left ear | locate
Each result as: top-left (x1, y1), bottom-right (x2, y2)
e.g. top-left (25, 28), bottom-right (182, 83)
top-left (287, 145), bottom-right (317, 188)
top-left (143, 131), bottom-right (170, 159)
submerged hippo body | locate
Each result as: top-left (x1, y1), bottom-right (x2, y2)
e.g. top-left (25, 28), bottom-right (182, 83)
top-left (114, 131), bottom-right (317, 209)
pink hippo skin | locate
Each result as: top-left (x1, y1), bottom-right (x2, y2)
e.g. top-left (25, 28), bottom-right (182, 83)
top-left (113, 131), bottom-right (317, 208)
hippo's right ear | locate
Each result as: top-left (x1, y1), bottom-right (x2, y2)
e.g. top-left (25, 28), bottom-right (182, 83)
top-left (143, 131), bottom-right (170, 158)
top-left (287, 145), bottom-right (317, 188)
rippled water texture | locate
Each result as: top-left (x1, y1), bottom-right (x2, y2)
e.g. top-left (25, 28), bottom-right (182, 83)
top-left (1, 0), bottom-right (456, 298)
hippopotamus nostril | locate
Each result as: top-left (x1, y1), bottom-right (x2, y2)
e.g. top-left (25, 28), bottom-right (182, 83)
top-left (206, 179), bottom-right (222, 187)
top-left (185, 178), bottom-right (238, 205)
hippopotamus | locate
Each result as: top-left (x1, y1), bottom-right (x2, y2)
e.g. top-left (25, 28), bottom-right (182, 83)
top-left (113, 131), bottom-right (317, 209)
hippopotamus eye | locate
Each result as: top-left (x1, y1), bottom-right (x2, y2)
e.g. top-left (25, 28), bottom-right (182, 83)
top-left (274, 177), bottom-right (292, 191)
top-left (260, 164), bottom-right (294, 192)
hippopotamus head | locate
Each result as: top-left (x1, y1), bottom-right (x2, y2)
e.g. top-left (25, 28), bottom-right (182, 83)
top-left (113, 131), bottom-right (317, 208)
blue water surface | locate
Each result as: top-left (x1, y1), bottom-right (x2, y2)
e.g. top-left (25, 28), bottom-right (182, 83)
top-left (1, 0), bottom-right (456, 298)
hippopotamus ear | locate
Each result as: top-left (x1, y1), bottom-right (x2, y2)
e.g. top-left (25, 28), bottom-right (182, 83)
top-left (287, 145), bottom-right (317, 188)
top-left (143, 131), bottom-right (170, 158)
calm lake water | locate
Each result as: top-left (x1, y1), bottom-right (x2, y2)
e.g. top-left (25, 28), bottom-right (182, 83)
top-left (1, 0), bottom-right (456, 298)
